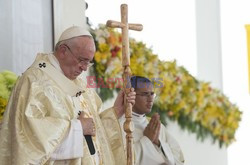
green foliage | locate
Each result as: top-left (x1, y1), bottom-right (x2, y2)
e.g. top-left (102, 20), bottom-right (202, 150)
top-left (0, 70), bottom-right (18, 99)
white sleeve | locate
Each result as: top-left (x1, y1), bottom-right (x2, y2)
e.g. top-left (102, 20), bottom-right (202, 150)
top-left (160, 140), bottom-right (176, 165)
top-left (50, 119), bottom-right (84, 160)
top-left (134, 136), bottom-right (167, 165)
top-left (163, 130), bottom-right (185, 164)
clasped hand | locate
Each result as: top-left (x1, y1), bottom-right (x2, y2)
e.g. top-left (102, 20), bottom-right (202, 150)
top-left (143, 113), bottom-right (161, 146)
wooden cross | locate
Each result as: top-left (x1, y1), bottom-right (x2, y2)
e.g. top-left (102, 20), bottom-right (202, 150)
top-left (106, 4), bottom-right (143, 165)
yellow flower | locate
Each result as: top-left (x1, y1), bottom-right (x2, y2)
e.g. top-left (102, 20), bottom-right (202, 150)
top-left (94, 52), bottom-right (102, 63)
top-left (98, 43), bottom-right (109, 52)
top-left (0, 97), bottom-right (7, 120)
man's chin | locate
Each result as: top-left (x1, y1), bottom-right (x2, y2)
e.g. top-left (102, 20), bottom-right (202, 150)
top-left (67, 75), bottom-right (77, 80)
top-left (71, 73), bottom-right (81, 79)
top-left (145, 108), bottom-right (152, 114)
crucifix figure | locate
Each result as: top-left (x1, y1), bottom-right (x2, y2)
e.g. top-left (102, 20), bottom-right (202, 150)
top-left (106, 4), bottom-right (143, 165)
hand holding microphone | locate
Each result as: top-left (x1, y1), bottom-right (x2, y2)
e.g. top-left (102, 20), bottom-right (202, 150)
top-left (78, 111), bottom-right (96, 155)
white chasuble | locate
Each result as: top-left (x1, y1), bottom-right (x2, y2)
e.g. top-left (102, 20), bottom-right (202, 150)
top-left (0, 53), bottom-right (125, 165)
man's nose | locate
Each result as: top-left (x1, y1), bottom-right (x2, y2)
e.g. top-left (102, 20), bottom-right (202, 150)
top-left (79, 64), bottom-right (87, 71)
top-left (147, 96), bottom-right (154, 101)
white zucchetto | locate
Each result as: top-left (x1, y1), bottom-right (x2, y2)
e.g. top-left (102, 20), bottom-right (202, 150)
top-left (58, 26), bottom-right (92, 43)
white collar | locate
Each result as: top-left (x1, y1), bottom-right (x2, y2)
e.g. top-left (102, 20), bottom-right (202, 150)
top-left (132, 111), bottom-right (146, 120)
top-left (48, 53), bottom-right (64, 74)
top-left (132, 111), bottom-right (146, 117)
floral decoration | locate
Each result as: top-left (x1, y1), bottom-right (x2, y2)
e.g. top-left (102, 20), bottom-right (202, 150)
top-left (90, 25), bottom-right (242, 147)
top-left (0, 70), bottom-right (18, 120)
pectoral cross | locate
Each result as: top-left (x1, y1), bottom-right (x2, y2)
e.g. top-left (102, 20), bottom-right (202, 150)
top-left (106, 4), bottom-right (143, 165)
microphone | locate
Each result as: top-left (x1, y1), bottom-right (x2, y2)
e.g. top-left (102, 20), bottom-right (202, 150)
top-left (84, 135), bottom-right (96, 155)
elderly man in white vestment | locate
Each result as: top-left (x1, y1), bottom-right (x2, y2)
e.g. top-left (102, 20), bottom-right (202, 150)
top-left (0, 26), bottom-right (135, 165)
top-left (119, 76), bottom-right (185, 165)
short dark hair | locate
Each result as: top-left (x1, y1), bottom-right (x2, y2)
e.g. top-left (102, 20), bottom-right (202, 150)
top-left (130, 76), bottom-right (152, 90)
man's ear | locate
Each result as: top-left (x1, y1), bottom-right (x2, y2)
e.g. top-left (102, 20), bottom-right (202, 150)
top-left (57, 45), bottom-right (67, 59)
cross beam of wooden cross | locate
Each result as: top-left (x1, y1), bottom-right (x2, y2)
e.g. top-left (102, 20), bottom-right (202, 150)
top-left (106, 4), bottom-right (143, 165)
top-left (106, 4), bottom-right (143, 67)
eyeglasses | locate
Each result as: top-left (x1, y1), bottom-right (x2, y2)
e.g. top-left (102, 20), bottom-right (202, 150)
top-left (63, 44), bottom-right (94, 67)
top-left (136, 92), bottom-right (156, 99)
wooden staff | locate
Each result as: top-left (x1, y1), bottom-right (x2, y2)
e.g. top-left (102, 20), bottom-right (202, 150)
top-left (106, 4), bottom-right (143, 165)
